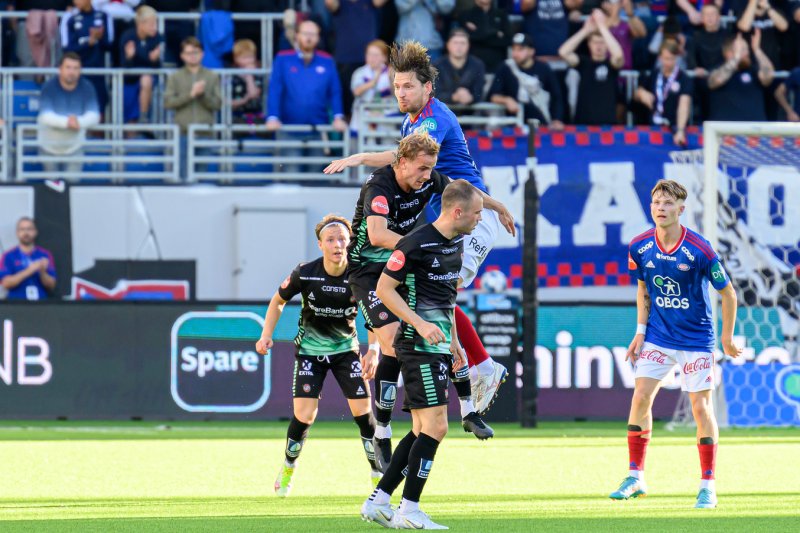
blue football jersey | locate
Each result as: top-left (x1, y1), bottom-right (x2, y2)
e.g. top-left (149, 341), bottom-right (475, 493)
top-left (628, 226), bottom-right (731, 351)
top-left (400, 98), bottom-right (487, 214)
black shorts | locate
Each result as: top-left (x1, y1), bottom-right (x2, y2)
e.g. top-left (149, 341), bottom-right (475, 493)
top-left (350, 272), bottom-right (399, 330)
top-left (397, 348), bottom-right (451, 412)
top-left (292, 351), bottom-right (370, 400)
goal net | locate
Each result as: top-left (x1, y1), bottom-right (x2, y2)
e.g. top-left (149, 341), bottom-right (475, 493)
top-left (667, 122), bottom-right (800, 428)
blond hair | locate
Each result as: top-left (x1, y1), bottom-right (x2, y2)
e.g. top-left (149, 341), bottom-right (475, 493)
top-left (651, 179), bottom-right (688, 201)
top-left (393, 132), bottom-right (440, 166)
top-left (233, 38), bottom-right (257, 58)
top-left (136, 5), bottom-right (157, 23)
top-left (314, 214), bottom-right (352, 240)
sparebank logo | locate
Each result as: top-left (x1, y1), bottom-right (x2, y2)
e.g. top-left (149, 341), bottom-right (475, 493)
top-left (171, 311), bottom-right (270, 413)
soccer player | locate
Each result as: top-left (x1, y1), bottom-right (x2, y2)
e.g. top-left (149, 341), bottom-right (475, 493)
top-left (611, 179), bottom-right (743, 509)
top-left (349, 133), bottom-right (511, 470)
top-left (326, 40), bottom-right (512, 427)
top-left (255, 214), bottom-right (381, 496)
top-left (361, 180), bottom-right (480, 529)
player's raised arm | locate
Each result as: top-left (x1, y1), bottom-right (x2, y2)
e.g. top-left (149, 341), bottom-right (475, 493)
top-left (376, 272), bottom-right (445, 345)
top-left (626, 280), bottom-right (650, 362)
top-left (472, 188), bottom-right (516, 237)
top-left (256, 290), bottom-right (288, 354)
top-left (718, 283), bottom-right (742, 358)
top-left (324, 151), bottom-right (396, 174)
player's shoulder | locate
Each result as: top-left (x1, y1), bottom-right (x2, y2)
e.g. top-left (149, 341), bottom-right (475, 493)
top-left (682, 227), bottom-right (716, 260)
top-left (0, 246), bottom-right (19, 264)
top-left (629, 227), bottom-right (656, 250)
top-left (364, 166), bottom-right (395, 188)
top-left (295, 260), bottom-right (318, 275)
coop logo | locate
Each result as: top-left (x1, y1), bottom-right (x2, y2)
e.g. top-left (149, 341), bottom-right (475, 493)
top-left (171, 312), bottom-right (270, 413)
top-left (653, 275), bottom-right (689, 309)
top-left (638, 241), bottom-right (653, 254)
top-left (681, 246), bottom-right (695, 262)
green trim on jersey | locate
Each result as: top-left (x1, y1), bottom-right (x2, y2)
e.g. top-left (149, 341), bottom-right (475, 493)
top-left (403, 273), bottom-right (417, 339)
top-left (413, 309), bottom-right (453, 355)
top-left (294, 296), bottom-right (359, 356)
top-left (420, 363), bottom-right (439, 405)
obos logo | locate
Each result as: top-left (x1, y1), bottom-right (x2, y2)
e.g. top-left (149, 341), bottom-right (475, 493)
top-left (171, 312), bottom-right (270, 412)
top-left (653, 275), bottom-right (689, 309)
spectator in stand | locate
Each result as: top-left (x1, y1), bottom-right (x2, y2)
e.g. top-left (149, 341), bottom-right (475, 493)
top-left (674, 0), bottom-right (704, 26)
top-left (707, 30), bottom-right (774, 121)
top-left (60, 0), bottom-right (113, 113)
top-left (634, 39), bottom-right (692, 145)
top-left (775, 66), bottom-right (800, 121)
top-left (143, 0), bottom-right (202, 66)
top-left (326, 0), bottom-right (385, 119)
top-left (350, 39), bottom-right (392, 132)
top-left (489, 32), bottom-right (564, 127)
top-left (230, 38), bottom-right (265, 124)
top-left (395, 0), bottom-right (454, 60)
top-left (37, 52), bottom-right (100, 174)
top-left (119, 5), bottom-right (162, 124)
top-left (559, 9), bottom-right (624, 124)
top-left (520, 0), bottom-right (582, 60)
top-left (266, 20), bottom-right (346, 172)
top-left (687, 4), bottom-right (729, 121)
top-left (94, 0), bottom-right (140, 67)
top-left (434, 29), bottom-right (486, 107)
top-left (733, 0), bottom-right (788, 69)
top-left (599, 0), bottom-right (646, 69)
top-left (164, 36), bottom-right (221, 179)
top-left (10, 0), bottom-right (71, 68)
top-left (0, 217), bottom-right (56, 300)
top-left (458, 0), bottom-right (511, 72)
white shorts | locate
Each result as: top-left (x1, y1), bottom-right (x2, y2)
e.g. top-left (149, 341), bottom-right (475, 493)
top-left (460, 208), bottom-right (501, 288)
top-left (635, 342), bottom-right (715, 392)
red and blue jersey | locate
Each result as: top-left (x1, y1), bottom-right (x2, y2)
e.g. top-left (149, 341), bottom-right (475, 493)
top-left (400, 98), bottom-right (487, 214)
top-left (0, 246), bottom-right (56, 300)
top-left (628, 225), bottom-right (730, 352)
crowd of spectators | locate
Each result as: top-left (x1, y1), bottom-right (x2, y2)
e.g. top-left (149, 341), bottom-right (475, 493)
top-left (1, 0), bottom-right (800, 161)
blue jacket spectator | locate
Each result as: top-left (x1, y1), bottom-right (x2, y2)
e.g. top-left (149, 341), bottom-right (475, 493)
top-left (119, 5), bottom-right (163, 122)
top-left (199, 9), bottom-right (234, 68)
top-left (0, 218), bottom-right (57, 301)
top-left (60, 0), bottom-right (113, 111)
top-left (520, 0), bottom-right (581, 58)
top-left (266, 20), bottom-right (347, 129)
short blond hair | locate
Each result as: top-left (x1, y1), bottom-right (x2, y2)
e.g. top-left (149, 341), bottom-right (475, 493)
top-left (393, 132), bottom-right (440, 166)
top-left (233, 38), bottom-right (257, 58)
top-left (136, 5), bottom-right (157, 23)
top-left (315, 214), bottom-right (352, 240)
top-left (651, 179), bottom-right (688, 201)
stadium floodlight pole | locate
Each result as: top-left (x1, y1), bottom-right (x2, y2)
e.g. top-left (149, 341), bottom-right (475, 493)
top-left (521, 120), bottom-right (540, 428)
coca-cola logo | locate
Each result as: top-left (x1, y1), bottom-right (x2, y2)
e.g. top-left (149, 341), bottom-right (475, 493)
top-left (639, 349), bottom-right (668, 364)
top-left (683, 357), bottom-right (711, 374)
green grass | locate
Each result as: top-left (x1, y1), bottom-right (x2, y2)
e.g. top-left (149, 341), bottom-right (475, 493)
top-left (0, 421), bottom-right (797, 531)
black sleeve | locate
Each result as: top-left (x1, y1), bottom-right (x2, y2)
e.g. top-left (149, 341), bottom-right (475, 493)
top-left (470, 58), bottom-right (487, 102)
top-left (362, 178), bottom-right (394, 220)
top-left (487, 65), bottom-right (512, 99)
top-left (680, 72), bottom-right (694, 97)
top-left (543, 64), bottom-right (565, 122)
top-left (382, 237), bottom-right (416, 282)
top-left (431, 170), bottom-right (451, 193)
top-left (277, 264), bottom-right (303, 301)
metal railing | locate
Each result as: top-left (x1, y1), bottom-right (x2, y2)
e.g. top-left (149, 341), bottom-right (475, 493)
top-left (0, 120), bottom-right (8, 181)
top-left (187, 124), bottom-right (350, 182)
top-left (15, 124), bottom-right (180, 182)
top-left (0, 67), bottom-right (268, 128)
top-left (0, 11), bottom-right (285, 72)
top-left (354, 101), bottom-right (523, 181)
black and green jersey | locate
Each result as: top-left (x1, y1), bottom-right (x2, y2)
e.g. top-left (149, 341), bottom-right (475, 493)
top-left (348, 165), bottom-right (450, 276)
top-left (277, 258), bottom-right (359, 357)
top-left (382, 223), bottom-right (463, 355)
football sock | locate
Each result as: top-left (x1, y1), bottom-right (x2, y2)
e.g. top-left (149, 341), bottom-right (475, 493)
top-left (376, 431), bottom-right (417, 495)
top-left (698, 437), bottom-right (717, 483)
top-left (285, 416), bottom-right (310, 465)
top-left (402, 432), bottom-right (440, 503)
top-left (368, 488), bottom-right (391, 505)
top-left (627, 424), bottom-right (651, 478)
top-left (374, 356), bottom-right (400, 427)
top-left (455, 305), bottom-right (490, 368)
top-left (398, 498), bottom-right (419, 514)
top-left (354, 413), bottom-right (379, 470)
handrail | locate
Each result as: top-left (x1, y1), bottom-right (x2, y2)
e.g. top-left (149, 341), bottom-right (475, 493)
top-left (15, 123), bottom-right (180, 182)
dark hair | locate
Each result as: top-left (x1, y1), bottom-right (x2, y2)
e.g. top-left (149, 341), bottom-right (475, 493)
top-left (181, 36), bottom-right (202, 52)
top-left (17, 216), bottom-right (35, 228)
top-left (390, 41), bottom-right (438, 86)
top-left (59, 52), bottom-right (81, 66)
top-left (441, 180), bottom-right (478, 212)
top-left (662, 16), bottom-right (682, 37)
top-left (448, 28), bottom-right (469, 42)
top-left (651, 179), bottom-right (688, 202)
top-left (659, 38), bottom-right (681, 57)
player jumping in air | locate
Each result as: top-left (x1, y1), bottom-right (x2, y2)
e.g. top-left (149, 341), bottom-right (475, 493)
top-left (348, 133), bottom-right (512, 469)
top-left (361, 180), bottom-right (481, 529)
top-left (326, 41), bottom-right (514, 459)
top-left (255, 215), bottom-right (382, 496)
top-left (612, 179), bottom-right (743, 509)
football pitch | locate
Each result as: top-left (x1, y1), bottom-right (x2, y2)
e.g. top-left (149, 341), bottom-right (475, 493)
top-left (0, 421), bottom-right (797, 532)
